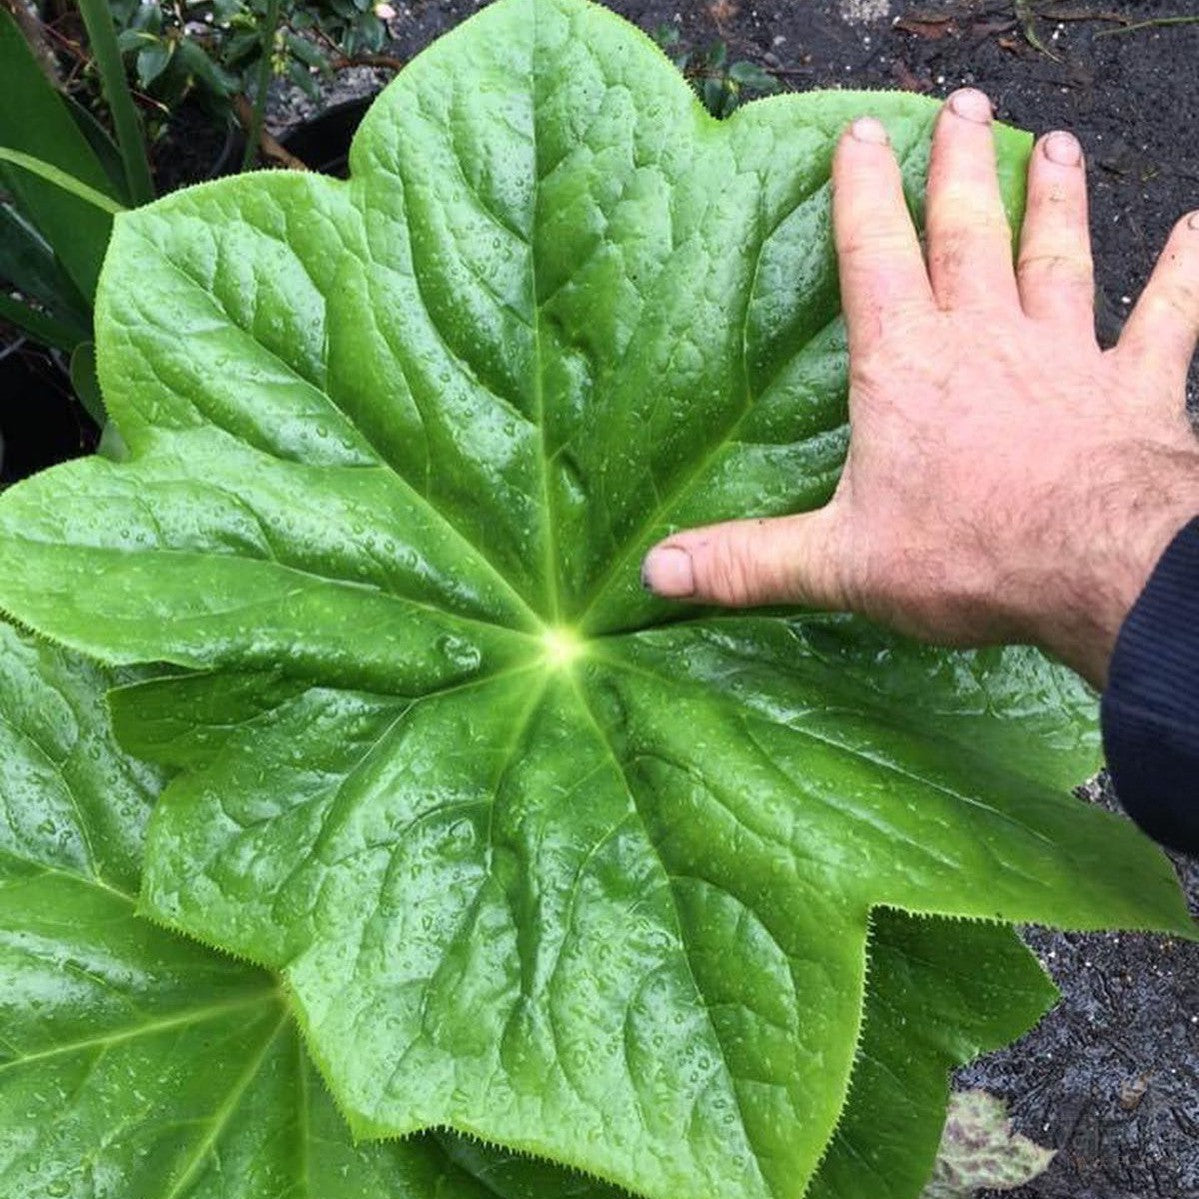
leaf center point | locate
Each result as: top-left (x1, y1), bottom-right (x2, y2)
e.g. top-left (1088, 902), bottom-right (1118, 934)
top-left (540, 625), bottom-right (586, 669)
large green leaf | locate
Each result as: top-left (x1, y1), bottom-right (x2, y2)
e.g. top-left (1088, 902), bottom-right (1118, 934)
top-left (0, 620), bottom-right (528, 1199)
top-left (0, 2), bottom-right (1190, 1198)
top-left (0, 626), bottom-right (1058, 1199)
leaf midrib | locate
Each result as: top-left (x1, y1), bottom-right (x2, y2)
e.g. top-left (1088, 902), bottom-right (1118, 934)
top-left (565, 670), bottom-right (774, 1199)
top-left (529, 5), bottom-right (562, 624)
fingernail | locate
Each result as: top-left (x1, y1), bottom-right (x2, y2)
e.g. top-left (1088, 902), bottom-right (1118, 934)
top-left (850, 117), bottom-right (889, 145)
top-left (948, 88), bottom-right (993, 123)
top-left (1043, 130), bottom-right (1082, 166)
top-left (641, 546), bottom-right (695, 598)
top-left (1188, 211), bottom-right (1199, 231)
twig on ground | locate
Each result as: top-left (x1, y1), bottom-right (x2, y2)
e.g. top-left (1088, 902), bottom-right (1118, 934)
top-left (1014, 0), bottom-right (1062, 59)
top-left (1095, 15), bottom-right (1199, 37)
top-left (330, 52), bottom-right (405, 72)
top-left (1033, 6), bottom-right (1128, 24)
top-left (234, 95), bottom-right (308, 171)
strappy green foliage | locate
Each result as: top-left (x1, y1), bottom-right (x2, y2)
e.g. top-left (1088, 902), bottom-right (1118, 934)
top-left (0, 2), bottom-right (1190, 1197)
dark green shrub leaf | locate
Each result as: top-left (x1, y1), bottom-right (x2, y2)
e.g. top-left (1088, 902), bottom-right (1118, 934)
top-left (0, 201), bottom-right (91, 333)
top-left (117, 29), bottom-right (156, 54)
top-left (286, 31), bottom-right (331, 71)
top-left (176, 39), bottom-right (243, 98)
top-left (136, 41), bottom-right (174, 87)
top-left (287, 59), bottom-right (322, 100)
top-left (0, 2), bottom-right (1189, 1198)
top-left (728, 60), bottom-right (779, 92)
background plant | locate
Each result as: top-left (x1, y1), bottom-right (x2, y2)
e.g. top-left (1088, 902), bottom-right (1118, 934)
top-left (0, 0), bottom-right (149, 424)
top-left (15, 0), bottom-right (401, 146)
top-left (651, 21), bottom-right (778, 117)
top-left (111, 0), bottom-right (398, 107)
top-left (0, 0), bottom-right (378, 425)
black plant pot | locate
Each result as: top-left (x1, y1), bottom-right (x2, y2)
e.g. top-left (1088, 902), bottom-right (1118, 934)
top-left (153, 103), bottom-right (245, 193)
top-left (281, 95), bottom-right (377, 179)
top-left (0, 341), bottom-right (100, 485)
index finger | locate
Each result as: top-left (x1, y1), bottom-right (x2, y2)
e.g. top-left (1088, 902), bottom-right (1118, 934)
top-left (832, 117), bottom-right (934, 351)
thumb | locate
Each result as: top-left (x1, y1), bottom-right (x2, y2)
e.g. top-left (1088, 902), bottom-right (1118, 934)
top-left (640, 508), bottom-right (846, 609)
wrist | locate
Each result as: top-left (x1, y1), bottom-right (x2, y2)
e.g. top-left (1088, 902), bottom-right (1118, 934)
top-left (1032, 441), bottom-right (1199, 688)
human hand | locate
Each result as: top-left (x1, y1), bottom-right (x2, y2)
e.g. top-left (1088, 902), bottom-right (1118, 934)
top-left (641, 88), bottom-right (1199, 689)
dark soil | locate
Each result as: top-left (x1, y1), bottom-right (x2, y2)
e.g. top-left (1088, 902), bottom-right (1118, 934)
top-left (961, 776), bottom-right (1199, 1199)
top-left (371, 4), bottom-right (1199, 1195)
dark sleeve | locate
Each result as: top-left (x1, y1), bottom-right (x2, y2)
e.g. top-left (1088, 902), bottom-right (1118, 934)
top-left (1101, 516), bottom-right (1199, 855)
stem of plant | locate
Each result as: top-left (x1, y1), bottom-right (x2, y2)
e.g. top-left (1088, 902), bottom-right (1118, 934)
top-left (242, 0), bottom-right (284, 171)
top-left (75, 0), bottom-right (154, 206)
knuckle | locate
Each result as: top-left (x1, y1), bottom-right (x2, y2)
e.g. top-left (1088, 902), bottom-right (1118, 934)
top-left (1172, 211), bottom-right (1199, 241)
top-left (927, 222), bottom-right (1008, 274)
top-left (929, 184), bottom-right (1001, 221)
top-left (1017, 250), bottom-right (1093, 288)
top-left (697, 529), bottom-right (788, 607)
top-left (837, 226), bottom-right (916, 263)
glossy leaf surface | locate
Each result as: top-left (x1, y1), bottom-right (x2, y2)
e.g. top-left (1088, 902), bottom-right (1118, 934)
top-left (0, 3), bottom-right (1190, 1198)
top-left (437, 909), bottom-right (1059, 1199)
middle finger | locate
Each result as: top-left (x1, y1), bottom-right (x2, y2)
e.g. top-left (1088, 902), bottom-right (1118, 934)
top-left (926, 89), bottom-right (1020, 312)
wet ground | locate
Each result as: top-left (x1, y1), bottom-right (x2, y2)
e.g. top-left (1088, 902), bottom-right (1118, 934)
top-left (961, 777), bottom-right (1199, 1199)
top-left (284, 2), bottom-right (1199, 1194)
